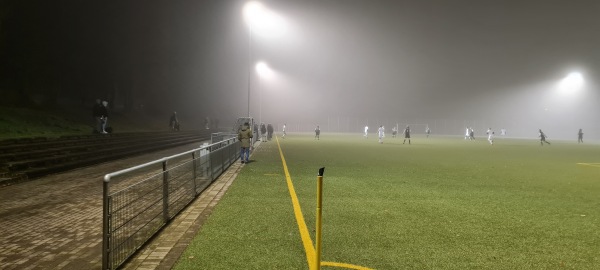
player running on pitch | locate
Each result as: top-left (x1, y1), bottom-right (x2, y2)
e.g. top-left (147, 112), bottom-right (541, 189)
top-left (539, 129), bottom-right (550, 146)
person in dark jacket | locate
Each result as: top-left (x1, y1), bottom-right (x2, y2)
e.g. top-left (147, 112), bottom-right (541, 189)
top-left (267, 124), bottom-right (274, 141)
top-left (238, 122), bottom-right (253, 163)
top-left (169, 112), bottom-right (179, 131)
top-left (315, 125), bottom-right (320, 140)
top-left (260, 123), bottom-right (267, 142)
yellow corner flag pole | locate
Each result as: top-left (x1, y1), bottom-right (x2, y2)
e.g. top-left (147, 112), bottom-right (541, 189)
top-left (314, 167), bottom-right (325, 270)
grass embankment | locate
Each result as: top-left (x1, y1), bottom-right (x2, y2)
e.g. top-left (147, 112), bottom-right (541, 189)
top-left (0, 106), bottom-right (170, 139)
top-left (175, 134), bottom-right (600, 269)
top-left (0, 106), bottom-right (91, 139)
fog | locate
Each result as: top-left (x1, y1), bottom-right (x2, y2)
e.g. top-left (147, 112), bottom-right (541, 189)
top-left (2, 0), bottom-right (599, 140)
top-left (228, 0), bottom-right (600, 139)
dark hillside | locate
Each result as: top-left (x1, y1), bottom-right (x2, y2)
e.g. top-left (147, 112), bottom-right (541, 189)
top-left (0, 105), bottom-right (202, 140)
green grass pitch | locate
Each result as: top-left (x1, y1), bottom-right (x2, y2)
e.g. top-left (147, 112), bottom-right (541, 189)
top-left (175, 133), bottom-right (600, 269)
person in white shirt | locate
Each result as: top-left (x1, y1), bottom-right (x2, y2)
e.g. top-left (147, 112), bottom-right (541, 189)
top-left (282, 124), bottom-right (287, 138)
top-left (364, 125), bottom-right (369, 138)
top-left (465, 127), bottom-right (470, 140)
top-left (488, 130), bottom-right (494, 145)
top-left (378, 125), bottom-right (384, 144)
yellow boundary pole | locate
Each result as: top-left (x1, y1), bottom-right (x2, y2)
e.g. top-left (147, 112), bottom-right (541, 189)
top-left (315, 168), bottom-right (325, 270)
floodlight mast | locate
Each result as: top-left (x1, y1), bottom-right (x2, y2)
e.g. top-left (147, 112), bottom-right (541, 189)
top-left (255, 61), bottom-right (272, 126)
top-left (247, 22), bottom-right (252, 117)
top-left (243, 2), bottom-right (284, 119)
top-left (243, 2), bottom-right (264, 117)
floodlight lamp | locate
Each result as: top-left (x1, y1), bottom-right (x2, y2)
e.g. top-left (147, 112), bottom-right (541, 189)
top-left (243, 1), bottom-right (265, 25)
top-left (243, 1), bottom-right (286, 37)
top-left (255, 61), bottom-right (273, 79)
top-left (558, 72), bottom-right (584, 92)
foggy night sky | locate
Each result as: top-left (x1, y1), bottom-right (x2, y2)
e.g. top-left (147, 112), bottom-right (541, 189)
top-left (2, 0), bottom-right (599, 139)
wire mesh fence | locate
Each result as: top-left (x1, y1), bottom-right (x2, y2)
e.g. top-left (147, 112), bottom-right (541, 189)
top-left (102, 136), bottom-right (240, 270)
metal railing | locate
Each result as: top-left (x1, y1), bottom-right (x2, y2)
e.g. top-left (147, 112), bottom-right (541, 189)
top-left (102, 137), bottom-right (240, 270)
top-left (211, 132), bottom-right (237, 144)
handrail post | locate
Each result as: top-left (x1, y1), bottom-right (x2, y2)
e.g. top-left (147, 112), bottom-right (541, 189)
top-left (192, 152), bottom-right (197, 195)
top-left (102, 176), bottom-right (111, 270)
top-left (208, 144), bottom-right (214, 181)
top-left (162, 160), bottom-right (169, 222)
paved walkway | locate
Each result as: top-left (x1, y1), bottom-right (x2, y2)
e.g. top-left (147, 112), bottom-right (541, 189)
top-left (0, 142), bottom-right (244, 270)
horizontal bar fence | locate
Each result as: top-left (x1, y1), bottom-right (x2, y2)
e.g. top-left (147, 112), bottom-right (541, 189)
top-left (102, 136), bottom-right (240, 270)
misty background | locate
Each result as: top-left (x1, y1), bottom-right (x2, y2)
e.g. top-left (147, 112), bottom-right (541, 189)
top-left (1, 0), bottom-right (599, 139)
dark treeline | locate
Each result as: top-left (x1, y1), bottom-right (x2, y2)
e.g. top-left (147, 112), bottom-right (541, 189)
top-left (0, 0), bottom-right (183, 115)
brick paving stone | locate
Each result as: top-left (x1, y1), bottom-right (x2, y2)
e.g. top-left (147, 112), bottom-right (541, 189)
top-left (0, 141), bottom-right (244, 270)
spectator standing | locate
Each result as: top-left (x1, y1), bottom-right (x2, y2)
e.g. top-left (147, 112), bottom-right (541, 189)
top-left (100, 101), bottom-right (109, 134)
top-left (260, 123), bottom-right (267, 142)
top-left (267, 124), bottom-right (274, 141)
top-left (169, 112), bottom-right (179, 131)
top-left (238, 122), bottom-right (253, 163)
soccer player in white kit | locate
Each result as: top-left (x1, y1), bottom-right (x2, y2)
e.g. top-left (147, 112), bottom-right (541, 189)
top-left (282, 124), bottom-right (287, 138)
top-left (364, 125), bottom-right (369, 138)
top-left (378, 125), bottom-right (384, 144)
top-left (487, 129), bottom-right (494, 145)
top-left (465, 127), bottom-right (470, 140)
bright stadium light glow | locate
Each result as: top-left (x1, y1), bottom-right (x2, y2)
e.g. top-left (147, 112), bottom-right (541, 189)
top-left (243, 1), bottom-right (286, 38)
top-left (243, 1), bottom-right (264, 25)
top-left (558, 72), bottom-right (584, 93)
top-left (255, 61), bottom-right (273, 79)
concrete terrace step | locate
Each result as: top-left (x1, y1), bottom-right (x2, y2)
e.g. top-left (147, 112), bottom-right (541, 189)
top-left (3, 133), bottom-right (204, 170)
top-left (4, 133), bottom-right (206, 171)
top-left (0, 130), bottom-right (211, 186)
top-left (0, 131), bottom-right (196, 154)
